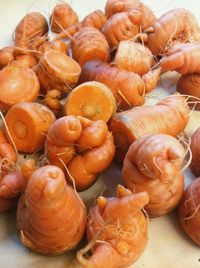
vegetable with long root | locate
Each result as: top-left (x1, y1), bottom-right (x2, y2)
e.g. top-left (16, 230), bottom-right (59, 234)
top-left (54, 10), bottom-right (107, 40)
top-left (37, 50), bottom-right (81, 92)
top-left (64, 81), bottom-right (116, 122)
top-left (14, 12), bottom-right (48, 49)
top-left (77, 185), bottom-right (149, 268)
top-left (72, 27), bottom-right (110, 66)
top-left (5, 102), bottom-right (56, 153)
top-left (45, 116), bottom-right (115, 191)
top-left (0, 66), bottom-right (40, 111)
top-left (105, 0), bottom-right (156, 30)
top-left (109, 94), bottom-right (190, 161)
top-left (122, 134), bottom-right (187, 217)
top-left (179, 177), bottom-right (200, 246)
top-left (50, 2), bottom-right (78, 33)
top-left (17, 165), bottom-right (86, 255)
top-left (146, 9), bottom-right (200, 56)
top-left (79, 61), bottom-right (145, 110)
top-left (190, 127), bottom-right (200, 176)
top-left (161, 43), bottom-right (200, 74)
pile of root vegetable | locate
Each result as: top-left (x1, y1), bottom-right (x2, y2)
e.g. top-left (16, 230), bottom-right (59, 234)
top-left (1, 0), bottom-right (200, 267)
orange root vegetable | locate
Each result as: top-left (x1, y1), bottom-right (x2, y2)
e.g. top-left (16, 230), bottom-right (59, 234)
top-left (14, 12), bottom-right (48, 49)
top-left (0, 128), bottom-right (17, 163)
top-left (0, 196), bottom-right (18, 213)
top-left (102, 11), bottom-right (141, 47)
top-left (67, 131), bottom-right (115, 191)
top-left (0, 66), bottom-right (40, 111)
top-left (5, 102), bottom-right (56, 153)
top-left (54, 10), bottom-right (107, 40)
top-left (0, 171), bottom-right (24, 198)
top-left (37, 50), bottom-right (81, 92)
top-left (72, 27), bottom-right (110, 66)
top-left (105, 0), bottom-right (156, 30)
top-left (45, 116), bottom-right (115, 190)
top-left (146, 9), bottom-right (200, 56)
top-left (161, 43), bottom-right (200, 74)
top-left (177, 74), bottom-right (200, 110)
top-left (64, 81), bottom-right (116, 122)
top-left (109, 94), bottom-right (190, 161)
top-left (0, 47), bottom-right (14, 69)
top-left (38, 39), bottom-right (68, 54)
top-left (21, 159), bottom-right (37, 186)
top-left (190, 127), bottom-right (200, 176)
top-left (122, 134), bottom-right (186, 217)
top-left (142, 68), bottom-right (161, 93)
top-left (77, 185), bottom-right (149, 268)
top-left (17, 165), bottom-right (86, 255)
top-left (44, 89), bottom-right (62, 116)
top-left (50, 2), bottom-right (78, 33)
top-left (79, 61), bottom-right (145, 110)
top-left (114, 41), bottom-right (154, 76)
top-left (179, 177), bottom-right (200, 246)
top-left (45, 116), bottom-right (82, 168)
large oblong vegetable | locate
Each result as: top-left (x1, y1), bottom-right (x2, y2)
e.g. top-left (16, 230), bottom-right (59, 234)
top-left (109, 94), bottom-right (190, 161)
top-left (179, 177), bottom-right (200, 246)
top-left (5, 102), bottom-right (56, 153)
top-left (37, 50), bottom-right (81, 92)
top-left (190, 127), bottom-right (200, 176)
top-left (0, 66), bottom-right (40, 111)
top-left (79, 60), bottom-right (145, 110)
top-left (64, 81), bottom-right (116, 122)
top-left (72, 27), bottom-right (110, 66)
top-left (146, 9), bottom-right (200, 56)
top-left (17, 165), bottom-right (86, 255)
top-left (77, 185), bottom-right (149, 268)
top-left (122, 134), bottom-right (185, 217)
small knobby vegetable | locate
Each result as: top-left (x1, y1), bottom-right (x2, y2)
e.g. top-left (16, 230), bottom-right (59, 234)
top-left (109, 94), bottom-right (190, 161)
top-left (54, 10), bottom-right (107, 40)
top-left (64, 81), bottom-right (116, 122)
top-left (105, 0), bottom-right (156, 30)
top-left (79, 60), bottom-right (145, 110)
top-left (102, 11), bottom-right (141, 47)
top-left (14, 12), bottom-right (48, 49)
top-left (122, 134), bottom-right (186, 217)
top-left (45, 116), bottom-right (115, 191)
top-left (5, 102), bottom-right (56, 153)
top-left (44, 89), bottom-right (62, 116)
top-left (0, 65), bottom-right (40, 111)
top-left (146, 8), bottom-right (200, 56)
top-left (50, 2), bottom-right (79, 33)
top-left (72, 27), bottom-right (110, 66)
top-left (17, 165), bottom-right (86, 255)
top-left (179, 177), bottom-right (200, 246)
top-left (77, 185), bottom-right (149, 268)
top-left (190, 127), bottom-right (200, 176)
top-left (37, 50), bottom-right (81, 92)
top-left (161, 43), bottom-right (200, 74)
top-left (114, 40), bottom-right (154, 76)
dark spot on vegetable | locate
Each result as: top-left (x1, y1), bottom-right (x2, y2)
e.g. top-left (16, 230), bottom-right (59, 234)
top-left (24, 155), bottom-right (27, 158)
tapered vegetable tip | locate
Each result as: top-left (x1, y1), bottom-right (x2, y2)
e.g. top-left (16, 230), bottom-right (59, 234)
top-left (17, 165), bottom-right (86, 255)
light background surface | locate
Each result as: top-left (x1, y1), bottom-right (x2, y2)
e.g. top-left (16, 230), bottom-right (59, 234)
top-left (0, 1), bottom-right (200, 267)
